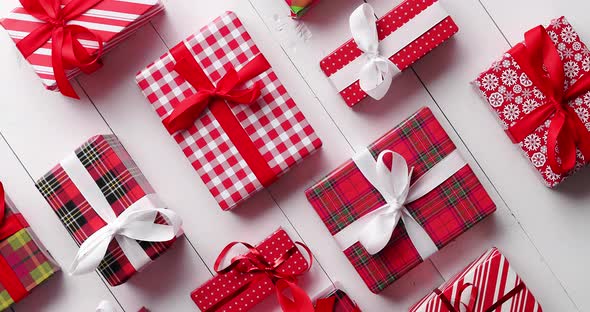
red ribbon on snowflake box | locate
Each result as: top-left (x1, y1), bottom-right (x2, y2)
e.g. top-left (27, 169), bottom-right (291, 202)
top-left (320, 1), bottom-right (458, 107)
top-left (0, 0), bottom-right (164, 99)
top-left (136, 11), bottom-right (322, 211)
top-left (191, 228), bottom-right (314, 312)
top-left (410, 247), bottom-right (543, 312)
top-left (474, 17), bottom-right (590, 188)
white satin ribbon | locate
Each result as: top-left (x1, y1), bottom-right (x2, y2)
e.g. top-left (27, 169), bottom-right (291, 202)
top-left (96, 300), bottom-right (117, 312)
top-left (60, 152), bottom-right (182, 275)
top-left (329, 3), bottom-right (449, 98)
top-left (333, 148), bottom-right (466, 258)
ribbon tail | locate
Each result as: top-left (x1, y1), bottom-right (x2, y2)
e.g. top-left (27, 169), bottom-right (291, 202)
top-left (52, 29), bottom-right (79, 99)
top-left (70, 229), bottom-right (113, 275)
top-left (162, 92), bottom-right (212, 133)
top-left (358, 208), bottom-right (400, 255)
top-left (96, 300), bottom-right (117, 312)
top-left (275, 279), bottom-right (314, 312)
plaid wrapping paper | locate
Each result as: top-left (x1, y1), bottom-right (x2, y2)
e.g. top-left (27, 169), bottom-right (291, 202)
top-left (305, 107), bottom-right (496, 293)
top-left (191, 228), bottom-right (309, 312)
top-left (0, 0), bottom-right (164, 91)
top-left (314, 288), bottom-right (361, 312)
top-left (0, 194), bottom-right (58, 311)
top-left (410, 248), bottom-right (542, 312)
top-left (136, 11), bottom-right (322, 211)
top-left (35, 134), bottom-right (177, 286)
top-left (474, 17), bottom-right (590, 187)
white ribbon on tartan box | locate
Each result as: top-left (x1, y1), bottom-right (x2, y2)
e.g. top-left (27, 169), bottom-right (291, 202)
top-left (60, 152), bottom-right (183, 275)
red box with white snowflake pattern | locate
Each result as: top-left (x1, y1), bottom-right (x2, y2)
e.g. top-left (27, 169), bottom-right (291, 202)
top-left (136, 12), bottom-right (322, 210)
top-left (474, 17), bottom-right (590, 187)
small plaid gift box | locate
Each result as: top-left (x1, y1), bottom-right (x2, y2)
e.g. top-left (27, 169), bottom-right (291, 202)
top-left (314, 286), bottom-right (361, 312)
top-left (410, 248), bottom-right (542, 312)
top-left (285, 0), bottom-right (318, 19)
top-left (191, 228), bottom-right (313, 312)
top-left (474, 17), bottom-right (590, 188)
top-left (0, 0), bottom-right (164, 98)
top-left (0, 183), bottom-right (59, 311)
top-left (136, 11), bottom-right (322, 211)
top-left (35, 134), bottom-right (182, 287)
top-left (320, 1), bottom-right (458, 107)
top-left (305, 107), bottom-right (496, 293)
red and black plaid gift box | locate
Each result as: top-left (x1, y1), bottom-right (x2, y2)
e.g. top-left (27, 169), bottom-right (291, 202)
top-left (136, 11), bottom-right (322, 211)
top-left (35, 134), bottom-right (181, 286)
top-left (0, 183), bottom-right (59, 311)
top-left (305, 107), bottom-right (496, 293)
top-left (314, 286), bottom-right (361, 312)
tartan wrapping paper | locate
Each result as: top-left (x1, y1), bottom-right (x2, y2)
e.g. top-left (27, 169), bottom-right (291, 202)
top-left (285, 0), bottom-right (318, 19)
top-left (320, 0), bottom-right (458, 107)
top-left (314, 288), bottom-right (361, 312)
top-left (35, 134), bottom-right (177, 286)
top-left (410, 248), bottom-right (542, 312)
top-left (191, 228), bottom-right (309, 312)
top-left (0, 0), bottom-right (164, 91)
top-left (136, 11), bottom-right (322, 211)
top-left (474, 17), bottom-right (590, 187)
top-left (305, 107), bottom-right (496, 293)
top-left (0, 194), bottom-right (58, 311)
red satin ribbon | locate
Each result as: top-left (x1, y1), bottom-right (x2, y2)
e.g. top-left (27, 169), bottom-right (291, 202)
top-left (169, 43), bottom-right (278, 188)
top-left (507, 25), bottom-right (590, 175)
top-left (207, 240), bottom-right (314, 312)
top-left (434, 282), bottom-right (525, 312)
top-left (0, 182), bottom-right (29, 304)
top-left (16, 0), bottom-right (105, 99)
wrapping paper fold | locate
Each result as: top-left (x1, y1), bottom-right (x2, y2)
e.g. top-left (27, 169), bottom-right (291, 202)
top-left (136, 11), bottom-right (321, 211)
top-left (305, 107), bottom-right (496, 293)
top-left (410, 248), bottom-right (543, 312)
top-left (35, 134), bottom-right (181, 286)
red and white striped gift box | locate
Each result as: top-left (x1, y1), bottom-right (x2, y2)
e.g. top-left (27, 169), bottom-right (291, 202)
top-left (0, 0), bottom-right (164, 92)
top-left (135, 12), bottom-right (322, 211)
top-left (410, 248), bottom-right (542, 312)
top-left (320, 0), bottom-right (458, 107)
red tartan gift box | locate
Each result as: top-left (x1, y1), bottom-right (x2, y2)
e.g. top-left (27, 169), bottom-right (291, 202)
top-left (474, 17), bottom-right (590, 187)
top-left (0, 183), bottom-right (59, 311)
top-left (314, 286), bottom-right (361, 312)
top-left (0, 0), bottom-right (164, 98)
top-left (136, 11), bottom-right (322, 211)
top-left (410, 248), bottom-right (542, 312)
top-left (321, 0), bottom-right (458, 107)
top-left (305, 107), bottom-right (496, 293)
top-left (191, 228), bottom-right (313, 312)
top-left (35, 134), bottom-right (182, 287)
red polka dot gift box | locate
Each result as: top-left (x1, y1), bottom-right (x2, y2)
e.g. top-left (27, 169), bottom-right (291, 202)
top-left (305, 107), bottom-right (496, 293)
top-left (320, 0), bottom-right (458, 107)
top-left (136, 11), bottom-right (322, 211)
top-left (474, 17), bottom-right (590, 188)
top-left (191, 228), bottom-right (314, 312)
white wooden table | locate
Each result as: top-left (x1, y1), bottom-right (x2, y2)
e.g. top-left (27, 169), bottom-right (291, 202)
top-left (0, 0), bottom-right (588, 311)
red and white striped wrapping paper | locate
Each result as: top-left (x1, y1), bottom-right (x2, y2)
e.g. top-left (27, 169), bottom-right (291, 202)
top-left (0, 0), bottom-right (164, 91)
top-left (135, 12), bottom-right (322, 211)
top-left (320, 0), bottom-right (458, 107)
top-left (410, 248), bottom-right (542, 312)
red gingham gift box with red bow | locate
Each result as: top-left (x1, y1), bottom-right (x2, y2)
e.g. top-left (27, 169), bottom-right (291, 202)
top-left (305, 107), bottom-right (496, 293)
top-left (35, 134), bottom-right (179, 286)
top-left (410, 248), bottom-right (542, 312)
top-left (136, 11), bottom-right (322, 211)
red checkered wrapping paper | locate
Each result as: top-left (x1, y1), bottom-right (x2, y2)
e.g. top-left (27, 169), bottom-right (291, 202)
top-left (305, 107), bottom-right (496, 293)
top-left (0, 0), bottom-right (164, 92)
top-left (0, 190), bottom-right (59, 311)
top-left (135, 11), bottom-right (322, 211)
top-left (190, 228), bottom-right (310, 312)
top-left (474, 17), bottom-right (590, 188)
top-left (320, 0), bottom-right (458, 107)
top-left (35, 134), bottom-right (178, 286)
top-left (410, 248), bottom-right (542, 312)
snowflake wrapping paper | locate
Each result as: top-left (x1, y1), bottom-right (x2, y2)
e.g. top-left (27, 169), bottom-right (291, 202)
top-left (190, 228), bottom-right (311, 312)
top-left (320, 0), bottom-right (458, 107)
top-left (474, 17), bottom-right (590, 187)
top-left (0, 0), bottom-right (164, 94)
top-left (314, 287), bottom-right (361, 312)
top-left (0, 188), bottom-right (59, 311)
top-left (305, 107), bottom-right (496, 293)
top-left (35, 134), bottom-right (180, 287)
top-left (410, 248), bottom-right (542, 312)
top-left (285, 0), bottom-right (318, 19)
top-left (136, 11), bottom-right (322, 211)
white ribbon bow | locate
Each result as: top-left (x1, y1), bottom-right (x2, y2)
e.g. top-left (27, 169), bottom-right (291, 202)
top-left (350, 4), bottom-right (399, 100)
top-left (96, 300), bottom-right (116, 312)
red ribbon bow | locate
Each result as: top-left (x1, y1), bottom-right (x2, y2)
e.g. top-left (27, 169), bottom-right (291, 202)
top-left (434, 282), bottom-right (525, 312)
top-left (208, 241), bottom-right (314, 312)
top-left (16, 0), bottom-right (105, 99)
top-left (508, 25), bottom-right (590, 175)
